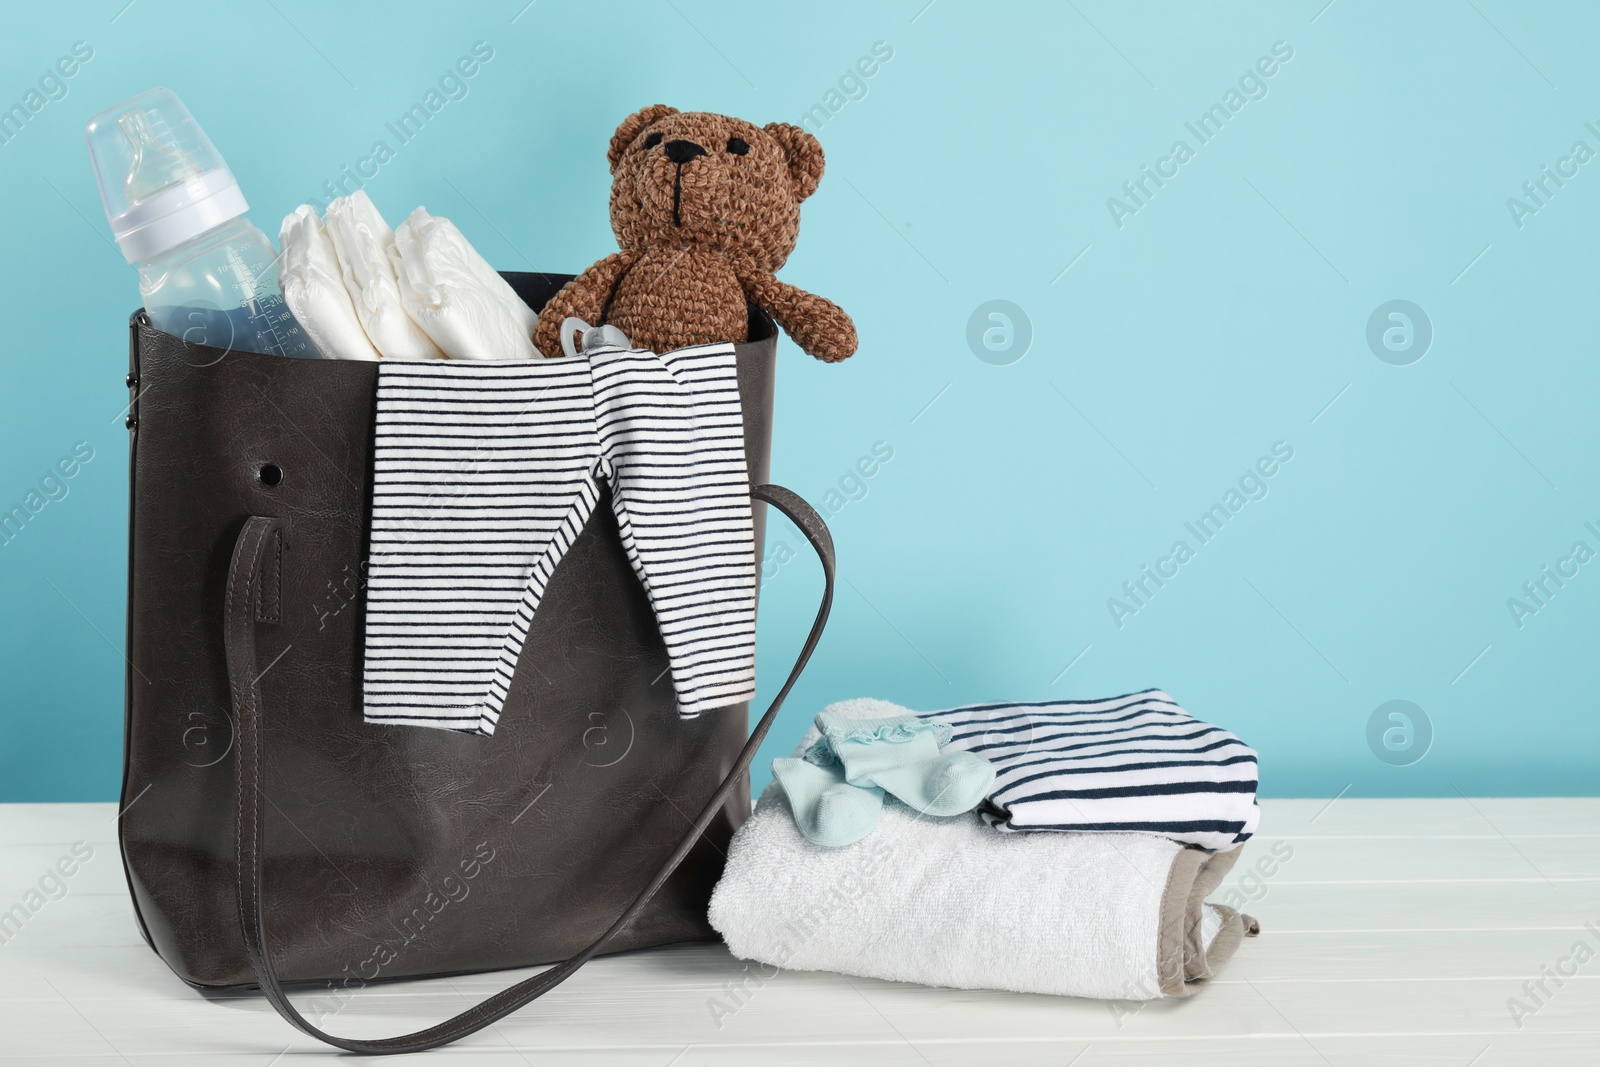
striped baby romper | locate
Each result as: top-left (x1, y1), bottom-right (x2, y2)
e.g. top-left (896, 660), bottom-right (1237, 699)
top-left (360, 340), bottom-right (757, 736)
top-left (922, 690), bottom-right (1259, 850)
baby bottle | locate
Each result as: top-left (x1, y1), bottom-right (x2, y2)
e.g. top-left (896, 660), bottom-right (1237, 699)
top-left (85, 88), bottom-right (320, 358)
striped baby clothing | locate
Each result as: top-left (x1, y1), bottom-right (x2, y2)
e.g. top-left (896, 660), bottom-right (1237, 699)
top-left (360, 340), bottom-right (757, 736)
top-left (922, 690), bottom-right (1258, 850)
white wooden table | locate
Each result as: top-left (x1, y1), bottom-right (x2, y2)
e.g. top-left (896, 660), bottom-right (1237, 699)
top-left (1, 798), bottom-right (1595, 1065)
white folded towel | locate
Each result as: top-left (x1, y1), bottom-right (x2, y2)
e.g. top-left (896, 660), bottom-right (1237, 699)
top-left (279, 205), bottom-right (380, 361)
top-left (324, 191), bottom-right (444, 360)
top-left (391, 207), bottom-right (538, 361)
top-left (708, 701), bottom-right (1258, 1000)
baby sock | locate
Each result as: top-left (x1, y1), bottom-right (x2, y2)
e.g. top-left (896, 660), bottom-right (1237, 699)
top-left (771, 756), bottom-right (884, 847)
top-left (814, 712), bottom-right (995, 818)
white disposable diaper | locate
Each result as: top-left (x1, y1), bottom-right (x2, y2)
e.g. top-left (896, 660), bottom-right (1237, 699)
top-left (279, 205), bottom-right (380, 361)
top-left (323, 191), bottom-right (444, 360)
top-left (391, 207), bottom-right (537, 360)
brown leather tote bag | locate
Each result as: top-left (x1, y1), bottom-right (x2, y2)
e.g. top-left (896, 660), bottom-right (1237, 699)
top-left (118, 272), bottom-right (834, 1053)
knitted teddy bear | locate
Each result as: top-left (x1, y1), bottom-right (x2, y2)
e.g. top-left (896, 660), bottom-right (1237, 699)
top-left (533, 105), bottom-right (857, 363)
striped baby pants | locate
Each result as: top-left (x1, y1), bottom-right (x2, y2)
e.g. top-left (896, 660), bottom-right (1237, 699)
top-left (360, 341), bottom-right (757, 736)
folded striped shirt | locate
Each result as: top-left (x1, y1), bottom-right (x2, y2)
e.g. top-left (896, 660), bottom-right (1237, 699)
top-left (920, 690), bottom-right (1259, 850)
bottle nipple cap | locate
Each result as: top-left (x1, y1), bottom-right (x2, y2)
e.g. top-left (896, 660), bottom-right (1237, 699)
top-left (118, 108), bottom-right (205, 202)
top-left (85, 88), bottom-right (249, 264)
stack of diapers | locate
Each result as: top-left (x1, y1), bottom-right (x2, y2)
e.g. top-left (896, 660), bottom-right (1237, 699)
top-left (709, 694), bottom-right (1260, 1000)
top-left (279, 190), bottom-right (537, 361)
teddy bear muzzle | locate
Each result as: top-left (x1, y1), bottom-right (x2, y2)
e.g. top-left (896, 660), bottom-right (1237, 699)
top-left (639, 140), bottom-right (732, 233)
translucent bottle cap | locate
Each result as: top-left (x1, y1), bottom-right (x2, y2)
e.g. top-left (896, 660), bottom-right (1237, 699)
top-left (84, 88), bottom-right (248, 264)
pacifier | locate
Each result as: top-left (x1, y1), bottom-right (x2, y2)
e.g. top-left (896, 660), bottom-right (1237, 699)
top-left (559, 317), bottom-right (632, 358)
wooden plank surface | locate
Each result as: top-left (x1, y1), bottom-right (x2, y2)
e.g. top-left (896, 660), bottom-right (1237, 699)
top-left (0, 799), bottom-right (1595, 1065)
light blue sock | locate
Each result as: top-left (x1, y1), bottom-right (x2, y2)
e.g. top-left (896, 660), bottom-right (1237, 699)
top-left (814, 712), bottom-right (995, 818)
top-left (771, 756), bottom-right (884, 847)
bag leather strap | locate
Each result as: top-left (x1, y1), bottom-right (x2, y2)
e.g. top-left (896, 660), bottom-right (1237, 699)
top-left (224, 483), bottom-right (835, 1054)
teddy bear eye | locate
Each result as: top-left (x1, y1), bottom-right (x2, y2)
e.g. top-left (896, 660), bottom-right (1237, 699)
top-left (642, 132), bottom-right (663, 150)
top-left (726, 137), bottom-right (749, 156)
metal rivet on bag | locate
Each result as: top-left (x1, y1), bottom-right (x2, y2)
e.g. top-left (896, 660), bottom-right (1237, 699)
top-left (258, 463), bottom-right (284, 487)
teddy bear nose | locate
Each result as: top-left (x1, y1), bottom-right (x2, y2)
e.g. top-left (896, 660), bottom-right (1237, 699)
top-left (663, 139), bottom-right (707, 165)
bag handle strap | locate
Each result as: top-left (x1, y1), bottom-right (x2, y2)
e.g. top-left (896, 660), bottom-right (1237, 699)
top-left (225, 484), bottom-right (834, 1054)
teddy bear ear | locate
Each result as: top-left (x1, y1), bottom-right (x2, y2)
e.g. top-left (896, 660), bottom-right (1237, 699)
top-left (763, 123), bottom-right (825, 202)
top-left (608, 104), bottom-right (679, 172)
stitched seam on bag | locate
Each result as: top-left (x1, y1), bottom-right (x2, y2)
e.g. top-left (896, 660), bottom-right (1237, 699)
top-left (224, 524), bottom-right (255, 972)
top-left (256, 530), bottom-right (281, 624)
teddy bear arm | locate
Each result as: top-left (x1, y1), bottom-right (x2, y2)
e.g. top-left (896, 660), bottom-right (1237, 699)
top-left (533, 252), bottom-right (636, 358)
top-left (741, 272), bottom-right (858, 363)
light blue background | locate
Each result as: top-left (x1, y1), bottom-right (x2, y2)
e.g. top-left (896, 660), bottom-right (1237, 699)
top-left (1, 1), bottom-right (1595, 801)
